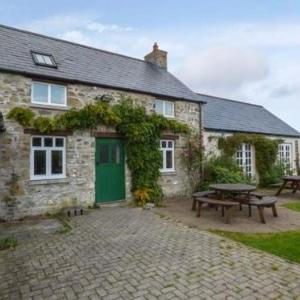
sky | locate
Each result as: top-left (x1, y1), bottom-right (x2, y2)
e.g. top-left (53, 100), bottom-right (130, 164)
top-left (1, 0), bottom-right (300, 130)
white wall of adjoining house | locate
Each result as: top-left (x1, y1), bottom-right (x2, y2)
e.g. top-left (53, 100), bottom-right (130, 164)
top-left (0, 72), bottom-right (201, 219)
top-left (203, 130), bottom-right (300, 178)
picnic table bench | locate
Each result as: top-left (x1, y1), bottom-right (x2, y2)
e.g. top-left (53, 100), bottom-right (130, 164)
top-left (248, 197), bottom-right (278, 224)
top-left (195, 197), bottom-right (239, 224)
top-left (192, 190), bottom-right (216, 211)
top-left (276, 176), bottom-right (300, 196)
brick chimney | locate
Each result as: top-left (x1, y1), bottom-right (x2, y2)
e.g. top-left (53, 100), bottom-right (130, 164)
top-left (144, 42), bottom-right (167, 69)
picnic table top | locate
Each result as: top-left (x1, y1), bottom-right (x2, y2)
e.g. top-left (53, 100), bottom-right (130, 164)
top-left (209, 183), bottom-right (256, 192)
top-left (283, 176), bottom-right (300, 181)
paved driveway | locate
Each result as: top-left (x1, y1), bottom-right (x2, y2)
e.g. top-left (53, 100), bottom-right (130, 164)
top-left (1, 207), bottom-right (300, 299)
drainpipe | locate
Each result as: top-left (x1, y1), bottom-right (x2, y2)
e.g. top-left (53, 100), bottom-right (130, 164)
top-left (199, 103), bottom-right (204, 187)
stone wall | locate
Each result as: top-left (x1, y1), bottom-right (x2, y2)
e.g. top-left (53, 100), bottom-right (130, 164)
top-left (0, 72), bottom-right (201, 219)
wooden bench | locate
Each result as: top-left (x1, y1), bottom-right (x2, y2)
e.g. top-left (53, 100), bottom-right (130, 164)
top-left (192, 191), bottom-right (216, 211)
top-left (195, 197), bottom-right (239, 224)
top-left (249, 197), bottom-right (278, 224)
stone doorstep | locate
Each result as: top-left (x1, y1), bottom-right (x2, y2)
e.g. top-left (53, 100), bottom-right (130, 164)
top-left (98, 199), bottom-right (127, 207)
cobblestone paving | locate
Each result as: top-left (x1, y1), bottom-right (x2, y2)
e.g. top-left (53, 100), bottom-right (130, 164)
top-left (1, 207), bottom-right (300, 299)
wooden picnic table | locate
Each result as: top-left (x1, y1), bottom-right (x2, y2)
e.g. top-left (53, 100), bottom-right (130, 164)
top-left (209, 183), bottom-right (256, 201)
top-left (276, 176), bottom-right (300, 196)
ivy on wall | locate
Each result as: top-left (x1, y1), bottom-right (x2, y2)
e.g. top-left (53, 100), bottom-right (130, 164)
top-left (7, 96), bottom-right (189, 205)
top-left (218, 133), bottom-right (282, 186)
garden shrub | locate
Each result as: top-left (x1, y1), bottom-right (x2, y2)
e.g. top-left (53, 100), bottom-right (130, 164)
top-left (201, 156), bottom-right (249, 190)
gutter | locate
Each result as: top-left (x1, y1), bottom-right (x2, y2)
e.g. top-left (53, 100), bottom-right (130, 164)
top-left (203, 127), bottom-right (300, 139)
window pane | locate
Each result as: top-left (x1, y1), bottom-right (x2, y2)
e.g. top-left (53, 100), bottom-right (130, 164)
top-left (32, 83), bottom-right (48, 103)
top-left (99, 144), bottom-right (109, 163)
top-left (111, 145), bottom-right (120, 164)
top-left (55, 138), bottom-right (64, 147)
top-left (44, 138), bottom-right (53, 147)
top-left (51, 150), bottom-right (63, 174)
top-left (36, 54), bottom-right (45, 64)
top-left (51, 85), bottom-right (65, 105)
top-left (161, 141), bottom-right (166, 148)
top-left (34, 150), bottom-right (46, 175)
top-left (155, 100), bottom-right (164, 114)
top-left (166, 150), bottom-right (173, 169)
top-left (165, 102), bottom-right (174, 116)
top-left (44, 56), bottom-right (52, 65)
top-left (32, 137), bottom-right (41, 147)
top-left (168, 141), bottom-right (173, 148)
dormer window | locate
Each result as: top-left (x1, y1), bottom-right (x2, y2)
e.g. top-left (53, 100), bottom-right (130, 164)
top-left (31, 51), bottom-right (57, 68)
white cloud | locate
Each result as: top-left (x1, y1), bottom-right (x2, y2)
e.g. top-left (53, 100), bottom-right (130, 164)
top-left (179, 46), bottom-right (269, 94)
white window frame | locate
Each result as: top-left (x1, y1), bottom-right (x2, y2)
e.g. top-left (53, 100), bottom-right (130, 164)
top-left (278, 143), bottom-right (292, 170)
top-left (31, 82), bottom-right (67, 107)
top-left (155, 100), bottom-right (175, 118)
top-left (160, 140), bottom-right (175, 173)
top-left (236, 143), bottom-right (253, 177)
top-left (30, 136), bottom-right (66, 180)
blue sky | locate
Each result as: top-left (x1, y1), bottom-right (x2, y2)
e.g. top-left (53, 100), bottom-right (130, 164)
top-left (1, 1), bottom-right (300, 130)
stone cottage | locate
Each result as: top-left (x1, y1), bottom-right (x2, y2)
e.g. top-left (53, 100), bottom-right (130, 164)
top-left (200, 93), bottom-right (300, 178)
top-left (0, 25), bottom-right (203, 219)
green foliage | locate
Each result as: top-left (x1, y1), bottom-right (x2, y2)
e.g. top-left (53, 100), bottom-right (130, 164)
top-left (211, 229), bottom-right (300, 264)
top-left (218, 133), bottom-right (281, 186)
top-left (113, 99), bottom-right (189, 205)
top-left (282, 202), bottom-right (300, 213)
top-left (201, 156), bottom-right (249, 190)
top-left (181, 133), bottom-right (203, 192)
top-left (0, 235), bottom-right (18, 250)
top-left (7, 96), bottom-right (189, 205)
top-left (260, 163), bottom-right (287, 187)
top-left (7, 107), bottom-right (35, 127)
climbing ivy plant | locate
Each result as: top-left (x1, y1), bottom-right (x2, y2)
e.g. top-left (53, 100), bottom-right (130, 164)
top-left (218, 133), bottom-right (282, 186)
top-left (7, 96), bottom-right (189, 205)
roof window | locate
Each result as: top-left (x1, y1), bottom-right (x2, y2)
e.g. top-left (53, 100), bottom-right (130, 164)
top-left (31, 51), bottom-right (57, 68)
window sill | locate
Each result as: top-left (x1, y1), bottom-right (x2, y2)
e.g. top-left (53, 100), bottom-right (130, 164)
top-left (30, 103), bottom-right (70, 111)
top-left (160, 171), bottom-right (177, 176)
top-left (28, 178), bottom-right (69, 186)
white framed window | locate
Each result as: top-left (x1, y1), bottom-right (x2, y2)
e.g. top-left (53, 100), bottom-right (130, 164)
top-left (278, 143), bottom-right (292, 170)
top-left (155, 100), bottom-right (174, 117)
top-left (160, 140), bottom-right (175, 172)
top-left (31, 82), bottom-right (67, 106)
top-left (236, 143), bottom-right (253, 177)
top-left (30, 136), bottom-right (66, 180)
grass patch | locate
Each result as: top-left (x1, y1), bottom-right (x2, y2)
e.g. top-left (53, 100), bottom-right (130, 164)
top-left (211, 229), bottom-right (300, 264)
top-left (0, 235), bottom-right (18, 250)
top-left (282, 202), bottom-right (300, 213)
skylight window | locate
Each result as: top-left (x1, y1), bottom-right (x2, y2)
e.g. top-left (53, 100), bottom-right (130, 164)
top-left (31, 51), bottom-right (57, 68)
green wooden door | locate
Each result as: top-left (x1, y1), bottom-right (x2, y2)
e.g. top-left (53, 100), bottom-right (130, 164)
top-left (95, 138), bottom-right (125, 203)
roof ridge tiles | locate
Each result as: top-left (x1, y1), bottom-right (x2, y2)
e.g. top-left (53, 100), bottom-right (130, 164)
top-left (197, 92), bottom-right (263, 107)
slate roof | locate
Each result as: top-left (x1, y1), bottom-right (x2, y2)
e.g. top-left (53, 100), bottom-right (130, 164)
top-left (0, 24), bottom-right (201, 102)
top-left (199, 93), bottom-right (300, 138)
